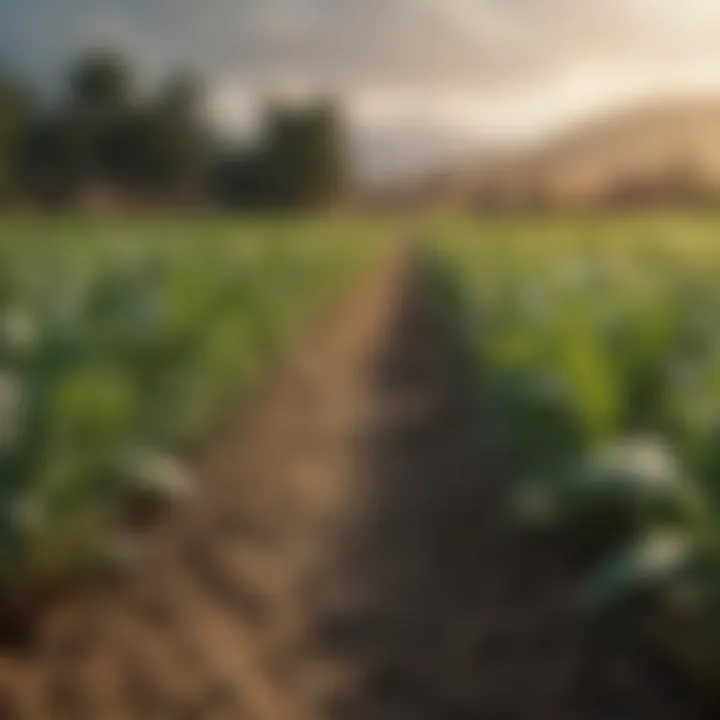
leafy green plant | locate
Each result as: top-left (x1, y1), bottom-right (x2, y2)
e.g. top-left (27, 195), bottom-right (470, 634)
top-left (432, 216), bottom-right (720, 687)
top-left (0, 217), bottom-right (379, 597)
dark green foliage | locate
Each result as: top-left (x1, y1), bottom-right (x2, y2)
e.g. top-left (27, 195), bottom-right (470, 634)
top-left (264, 99), bottom-right (348, 207)
top-left (0, 74), bottom-right (29, 199)
top-left (10, 51), bottom-right (210, 207)
top-left (214, 99), bottom-right (350, 209)
top-left (2, 51), bottom-right (352, 209)
top-left (69, 51), bottom-right (132, 117)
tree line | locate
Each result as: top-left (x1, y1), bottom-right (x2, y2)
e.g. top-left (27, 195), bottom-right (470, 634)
top-left (0, 51), bottom-right (350, 210)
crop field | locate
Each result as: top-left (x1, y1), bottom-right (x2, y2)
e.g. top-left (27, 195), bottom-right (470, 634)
top-left (1, 214), bottom-right (719, 717)
top-left (431, 215), bottom-right (720, 686)
top-left (0, 217), bottom-right (384, 597)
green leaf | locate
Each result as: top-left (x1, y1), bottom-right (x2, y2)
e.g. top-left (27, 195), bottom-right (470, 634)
top-left (582, 531), bottom-right (694, 610)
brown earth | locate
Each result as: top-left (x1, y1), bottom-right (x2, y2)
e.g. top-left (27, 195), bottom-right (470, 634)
top-left (0, 248), bottom-right (711, 719)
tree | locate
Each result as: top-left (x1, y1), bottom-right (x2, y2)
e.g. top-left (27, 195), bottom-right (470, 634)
top-left (212, 148), bottom-right (274, 208)
top-left (309, 99), bottom-right (349, 203)
top-left (69, 51), bottom-right (132, 118)
top-left (209, 99), bottom-right (350, 209)
top-left (15, 116), bottom-right (82, 204)
top-left (149, 72), bottom-right (208, 196)
top-left (0, 75), bottom-right (29, 199)
top-left (62, 51), bottom-right (139, 195)
top-left (262, 99), bottom-right (349, 207)
top-left (0, 49), bottom-right (357, 209)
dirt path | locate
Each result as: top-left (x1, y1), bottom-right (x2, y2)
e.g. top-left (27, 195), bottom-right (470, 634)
top-left (0, 248), bottom-right (710, 719)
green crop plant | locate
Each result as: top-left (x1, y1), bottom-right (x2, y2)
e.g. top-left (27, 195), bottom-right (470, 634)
top-left (0, 216), bottom-right (383, 603)
top-left (431, 215), bottom-right (720, 687)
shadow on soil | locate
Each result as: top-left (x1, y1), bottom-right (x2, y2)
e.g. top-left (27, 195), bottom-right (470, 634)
top-left (313, 252), bottom-right (712, 720)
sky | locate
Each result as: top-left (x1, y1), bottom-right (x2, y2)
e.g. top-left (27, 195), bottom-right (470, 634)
top-left (5, 0), bottom-right (720, 181)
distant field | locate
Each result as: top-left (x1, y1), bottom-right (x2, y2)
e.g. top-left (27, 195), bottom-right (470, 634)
top-left (0, 217), bottom-right (386, 593)
top-left (431, 215), bottom-right (720, 685)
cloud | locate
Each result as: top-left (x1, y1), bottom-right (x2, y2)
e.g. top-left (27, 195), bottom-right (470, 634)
top-left (4, 0), bottom-right (720, 177)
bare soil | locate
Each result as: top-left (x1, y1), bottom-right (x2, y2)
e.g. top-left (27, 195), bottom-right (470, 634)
top-left (0, 248), bottom-right (711, 719)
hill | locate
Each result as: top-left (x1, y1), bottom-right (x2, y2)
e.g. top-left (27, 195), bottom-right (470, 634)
top-left (408, 96), bottom-right (720, 210)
